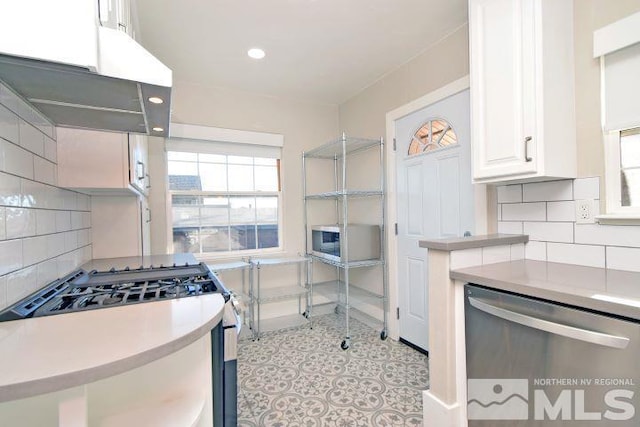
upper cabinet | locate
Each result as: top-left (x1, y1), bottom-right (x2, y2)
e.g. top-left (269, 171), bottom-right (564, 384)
top-left (57, 127), bottom-right (149, 196)
top-left (98, 0), bottom-right (140, 41)
top-left (469, 0), bottom-right (576, 183)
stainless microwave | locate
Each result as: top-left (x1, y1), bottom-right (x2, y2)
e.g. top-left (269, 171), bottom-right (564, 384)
top-left (311, 224), bottom-right (381, 263)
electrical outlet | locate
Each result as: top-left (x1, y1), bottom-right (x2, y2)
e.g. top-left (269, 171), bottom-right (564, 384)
top-left (575, 199), bottom-right (595, 224)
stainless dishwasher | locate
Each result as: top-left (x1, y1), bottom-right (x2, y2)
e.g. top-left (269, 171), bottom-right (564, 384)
top-left (465, 284), bottom-right (639, 426)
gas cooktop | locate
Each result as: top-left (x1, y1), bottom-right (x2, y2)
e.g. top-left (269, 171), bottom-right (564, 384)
top-left (0, 263), bottom-right (229, 322)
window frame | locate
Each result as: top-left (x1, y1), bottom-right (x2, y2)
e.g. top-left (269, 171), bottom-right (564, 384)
top-left (165, 124), bottom-right (285, 258)
top-left (601, 129), bottom-right (640, 224)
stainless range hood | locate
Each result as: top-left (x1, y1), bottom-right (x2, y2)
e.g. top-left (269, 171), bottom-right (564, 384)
top-left (0, 2), bottom-right (172, 137)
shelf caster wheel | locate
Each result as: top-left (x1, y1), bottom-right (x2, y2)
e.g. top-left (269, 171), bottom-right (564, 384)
top-left (334, 306), bottom-right (339, 314)
top-left (340, 340), bottom-right (350, 350)
top-left (302, 311), bottom-right (309, 319)
top-left (380, 330), bottom-right (388, 341)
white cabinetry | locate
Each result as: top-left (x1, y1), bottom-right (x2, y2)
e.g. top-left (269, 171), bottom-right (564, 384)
top-left (57, 127), bottom-right (149, 196)
top-left (57, 127), bottom-right (151, 257)
top-left (99, 0), bottom-right (136, 38)
top-left (469, 0), bottom-right (576, 183)
top-left (91, 195), bottom-right (151, 258)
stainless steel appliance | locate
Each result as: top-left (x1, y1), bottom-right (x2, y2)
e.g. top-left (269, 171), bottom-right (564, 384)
top-left (465, 284), bottom-right (640, 426)
top-left (311, 224), bottom-right (380, 263)
top-left (0, 262), bottom-right (239, 427)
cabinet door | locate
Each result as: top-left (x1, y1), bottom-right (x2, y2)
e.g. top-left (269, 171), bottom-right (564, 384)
top-left (57, 127), bottom-right (129, 190)
top-left (470, 0), bottom-right (538, 181)
top-left (141, 197), bottom-right (151, 256)
top-left (128, 134), bottom-right (149, 195)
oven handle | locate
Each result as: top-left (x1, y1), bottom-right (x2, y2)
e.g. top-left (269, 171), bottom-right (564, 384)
top-left (468, 297), bottom-right (630, 350)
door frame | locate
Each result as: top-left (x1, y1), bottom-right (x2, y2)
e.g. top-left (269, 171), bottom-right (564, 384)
top-left (384, 75), bottom-right (487, 340)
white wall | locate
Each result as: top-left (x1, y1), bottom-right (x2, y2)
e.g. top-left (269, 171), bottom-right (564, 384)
top-left (0, 81), bottom-right (92, 310)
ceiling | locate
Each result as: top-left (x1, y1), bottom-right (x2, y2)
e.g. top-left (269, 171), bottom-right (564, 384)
top-left (135, 0), bottom-right (468, 105)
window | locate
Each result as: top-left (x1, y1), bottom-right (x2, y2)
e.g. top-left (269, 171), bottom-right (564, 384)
top-left (168, 152), bottom-right (281, 254)
top-left (408, 118), bottom-right (457, 156)
top-left (595, 14), bottom-right (640, 222)
top-left (604, 128), bottom-right (640, 217)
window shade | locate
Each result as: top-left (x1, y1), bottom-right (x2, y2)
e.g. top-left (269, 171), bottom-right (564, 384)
top-left (167, 123), bottom-right (283, 159)
top-left (166, 138), bottom-right (281, 159)
top-left (602, 42), bottom-right (640, 131)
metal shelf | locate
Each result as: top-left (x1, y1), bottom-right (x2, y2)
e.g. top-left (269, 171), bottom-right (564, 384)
top-left (314, 280), bottom-right (384, 302)
top-left (250, 256), bottom-right (309, 267)
top-left (249, 255), bottom-right (312, 340)
top-left (255, 285), bottom-right (309, 303)
top-left (208, 261), bottom-right (251, 272)
top-left (309, 254), bottom-right (384, 269)
top-left (305, 190), bottom-right (383, 200)
top-left (302, 132), bottom-right (388, 350)
top-left (303, 135), bottom-right (382, 159)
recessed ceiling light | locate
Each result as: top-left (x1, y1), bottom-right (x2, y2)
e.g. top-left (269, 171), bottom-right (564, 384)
top-left (247, 48), bottom-right (266, 59)
top-left (148, 96), bottom-right (163, 104)
top-left (152, 127), bottom-right (164, 132)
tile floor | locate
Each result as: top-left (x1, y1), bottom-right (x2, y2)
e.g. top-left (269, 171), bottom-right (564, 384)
top-left (237, 314), bottom-right (429, 426)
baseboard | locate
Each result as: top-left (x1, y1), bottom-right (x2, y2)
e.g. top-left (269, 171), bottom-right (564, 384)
top-left (423, 390), bottom-right (466, 427)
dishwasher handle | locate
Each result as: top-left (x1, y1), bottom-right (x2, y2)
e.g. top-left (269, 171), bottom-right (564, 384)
top-left (468, 297), bottom-right (630, 350)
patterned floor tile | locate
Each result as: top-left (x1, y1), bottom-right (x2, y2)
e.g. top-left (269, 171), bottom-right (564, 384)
top-left (238, 314), bottom-right (428, 426)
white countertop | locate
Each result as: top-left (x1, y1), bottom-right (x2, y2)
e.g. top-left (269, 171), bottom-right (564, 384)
top-left (451, 260), bottom-right (640, 321)
top-left (0, 293), bottom-right (225, 402)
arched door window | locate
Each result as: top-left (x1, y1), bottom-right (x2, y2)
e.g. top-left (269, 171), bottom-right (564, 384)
top-left (408, 118), bottom-right (457, 155)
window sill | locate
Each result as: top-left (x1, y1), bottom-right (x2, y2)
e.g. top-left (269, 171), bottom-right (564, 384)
top-left (194, 248), bottom-right (287, 263)
top-left (596, 214), bottom-right (640, 225)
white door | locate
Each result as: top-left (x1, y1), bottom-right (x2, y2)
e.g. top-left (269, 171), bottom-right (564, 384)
top-left (395, 89), bottom-right (475, 351)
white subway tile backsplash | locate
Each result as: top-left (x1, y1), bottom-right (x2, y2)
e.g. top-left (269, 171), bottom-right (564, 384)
top-left (44, 137), bottom-right (57, 163)
top-left (5, 207), bottom-right (36, 239)
top-left (523, 180), bottom-right (573, 202)
top-left (547, 201), bottom-right (575, 222)
top-left (0, 172), bottom-right (21, 206)
top-left (573, 177), bottom-right (600, 200)
top-left (0, 83), bottom-right (20, 113)
top-left (63, 191), bottom-right (77, 211)
top-left (525, 241), bottom-right (547, 261)
top-left (37, 258), bottom-right (58, 286)
top-left (524, 222), bottom-right (574, 243)
top-left (510, 243), bottom-right (525, 260)
top-left (47, 233), bottom-right (66, 259)
top-left (64, 231), bottom-right (78, 252)
top-left (71, 211), bottom-right (83, 230)
top-left (55, 211), bottom-right (72, 232)
top-left (35, 210), bottom-right (56, 235)
top-left (0, 207), bottom-right (5, 240)
top-left (0, 239), bottom-right (22, 275)
top-left (0, 82), bottom-right (93, 311)
top-left (575, 224), bottom-right (640, 248)
top-left (497, 185), bottom-right (523, 203)
top-left (547, 243), bottom-right (605, 268)
top-left (22, 235), bottom-right (47, 266)
top-left (6, 266), bottom-right (37, 305)
top-left (1, 140), bottom-right (34, 179)
top-left (606, 247), bottom-right (640, 272)
top-left (498, 221), bottom-right (523, 234)
top-left (502, 203), bottom-right (546, 221)
top-left (21, 179), bottom-right (49, 208)
top-left (78, 229), bottom-right (91, 247)
top-left (0, 104), bottom-right (19, 144)
top-left (450, 248), bottom-right (483, 270)
top-left (0, 276), bottom-right (6, 310)
top-left (77, 194), bottom-right (90, 211)
top-left (34, 156), bottom-right (56, 185)
top-left (19, 120), bottom-right (44, 157)
top-left (81, 212), bottom-right (91, 229)
top-left (482, 245), bottom-right (511, 265)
